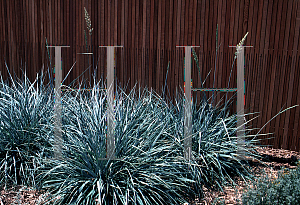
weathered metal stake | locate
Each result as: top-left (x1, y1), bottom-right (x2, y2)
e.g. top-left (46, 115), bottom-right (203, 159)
top-left (229, 45), bottom-right (253, 160)
top-left (46, 45), bottom-right (70, 159)
top-left (176, 46), bottom-right (200, 161)
top-left (99, 46), bottom-right (123, 160)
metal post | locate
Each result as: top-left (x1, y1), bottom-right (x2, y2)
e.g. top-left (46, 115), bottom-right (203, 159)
top-left (229, 45), bottom-right (252, 160)
top-left (46, 46), bottom-right (70, 159)
top-left (236, 47), bottom-right (245, 159)
top-left (99, 46), bottom-right (123, 160)
top-left (176, 46), bottom-right (200, 161)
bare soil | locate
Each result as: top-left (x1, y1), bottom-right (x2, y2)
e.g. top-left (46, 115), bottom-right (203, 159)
top-left (0, 146), bottom-right (299, 205)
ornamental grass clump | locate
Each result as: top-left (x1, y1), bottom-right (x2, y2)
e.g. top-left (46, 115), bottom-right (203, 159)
top-left (0, 67), bottom-right (275, 204)
top-left (37, 75), bottom-right (264, 204)
top-left (38, 82), bottom-right (202, 205)
top-left (170, 92), bottom-right (262, 191)
top-left (0, 67), bottom-right (54, 187)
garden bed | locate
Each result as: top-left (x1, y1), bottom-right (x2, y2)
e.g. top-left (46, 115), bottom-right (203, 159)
top-left (1, 146), bottom-right (299, 205)
top-left (1, 70), bottom-right (299, 204)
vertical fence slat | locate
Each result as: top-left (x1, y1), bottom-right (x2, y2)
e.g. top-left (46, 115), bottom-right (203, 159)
top-left (283, 2), bottom-right (300, 149)
top-left (265, 0), bottom-right (283, 138)
top-left (292, 55), bottom-right (300, 151)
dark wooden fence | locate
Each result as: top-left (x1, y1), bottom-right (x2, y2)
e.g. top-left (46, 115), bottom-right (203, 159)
top-left (1, 0), bottom-right (300, 151)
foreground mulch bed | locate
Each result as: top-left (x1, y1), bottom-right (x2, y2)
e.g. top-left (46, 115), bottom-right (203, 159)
top-left (193, 146), bottom-right (300, 205)
top-left (0, 186), bottom-right (48, 205)
top-left (1, 147), bottom-right (299, 205)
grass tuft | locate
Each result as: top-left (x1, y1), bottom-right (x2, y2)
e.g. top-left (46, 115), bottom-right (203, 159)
top-left (0, 68), bottom-right (54, 187)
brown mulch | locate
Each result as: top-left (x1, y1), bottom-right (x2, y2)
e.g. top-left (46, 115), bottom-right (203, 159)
top-left (0, 185), bottom-right (48, 205)
top-left (192, 146), bottom-right (300, 205)
top-left (0, 147), bottom-right (299, 205)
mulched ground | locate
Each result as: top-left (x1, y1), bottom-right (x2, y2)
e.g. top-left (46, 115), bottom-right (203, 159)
top-left (0, 186), bottom-right (48, 205)
top-left (0, 146), bottom-right (299, 205)
top-left (193, 146), bottom-right (300, 205)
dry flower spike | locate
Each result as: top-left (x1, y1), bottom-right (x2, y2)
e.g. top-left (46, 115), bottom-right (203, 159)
top-left (84, 7), bottom-right (93, 35)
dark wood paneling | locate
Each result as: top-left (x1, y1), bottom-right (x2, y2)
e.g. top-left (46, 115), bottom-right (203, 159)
top-left (1, 0), bottom-right (300, 151)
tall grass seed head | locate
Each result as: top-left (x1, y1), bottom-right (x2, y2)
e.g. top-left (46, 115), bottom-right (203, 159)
top-left (235, 32), bottom-right (249, 57)
top-left (84, 7), bottom-right (93, 35)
